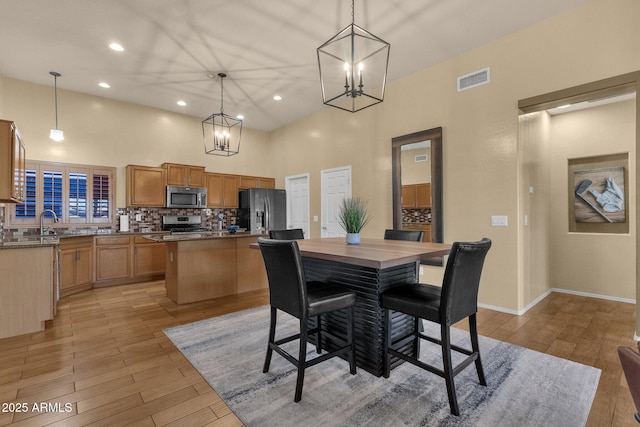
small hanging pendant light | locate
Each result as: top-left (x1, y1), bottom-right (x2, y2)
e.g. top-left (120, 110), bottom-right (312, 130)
top-left (317, 0), bottom-right (390, 113)
top-left (49, 71), bottom-right (64, 141)
top-left (202, 73), bottom-right (242, 156)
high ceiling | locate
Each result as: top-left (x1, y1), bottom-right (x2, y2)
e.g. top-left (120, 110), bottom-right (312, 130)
top-left (0, 0), bottom-right (586, 131)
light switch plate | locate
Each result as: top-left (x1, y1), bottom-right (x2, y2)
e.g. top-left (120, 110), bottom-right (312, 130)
top-left (313, 215), bottom-right (318, 222)
top-left (491, 215), bottom-right (508, 226)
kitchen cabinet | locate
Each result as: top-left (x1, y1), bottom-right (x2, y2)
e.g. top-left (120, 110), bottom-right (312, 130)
top-left (0, 119), bottom-right (26, 203)
top-left (206, 173), bottom-right (238, 208)
top-left (133, 236), bottom-right (165, 277)
top-left (0, 246), bottom-right (55, 339)
top-left (401, 183), bottom-right (431, 208)
top-left (59, 237), bottom-right (93, 296)
top-left (163, 163), bottom-right (205, 187)
top-left (127, 165), bottom-right (166, 207)
top-left (94, 236), bottom-right (132, 284)
top-left (239, 175), bottom-right (275, 189)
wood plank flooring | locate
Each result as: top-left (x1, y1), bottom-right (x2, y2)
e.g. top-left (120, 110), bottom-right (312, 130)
top-left (0, 282), bottom-right (636, 426)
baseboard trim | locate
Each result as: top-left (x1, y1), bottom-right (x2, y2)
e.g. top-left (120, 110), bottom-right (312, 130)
top-left (479, 288), bottom-right (635, 316)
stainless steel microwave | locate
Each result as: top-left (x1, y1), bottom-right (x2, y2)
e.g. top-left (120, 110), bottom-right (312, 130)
top-left (166, 185), bottom-right (207, 209)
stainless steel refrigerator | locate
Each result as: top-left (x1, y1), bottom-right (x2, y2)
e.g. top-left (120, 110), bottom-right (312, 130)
top-left (238, 188), bottom-right (286, 232)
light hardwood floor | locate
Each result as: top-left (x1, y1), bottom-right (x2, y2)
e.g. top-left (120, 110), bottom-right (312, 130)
top-left (0, 282), bottom-right (636, 426)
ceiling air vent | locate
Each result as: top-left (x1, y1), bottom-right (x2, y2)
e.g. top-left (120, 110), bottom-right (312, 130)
top-left (457, 67), bottom-right (490, 92)
top-left (415, 154), bottom-right (428, 162)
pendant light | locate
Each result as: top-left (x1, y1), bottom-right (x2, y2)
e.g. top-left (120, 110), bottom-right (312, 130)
top-left (49, 71), bottom-right (64, 141)
top-left (317, 0), bottom-right (390, 113)
top-left (202, 73), bottom-right (242, 157)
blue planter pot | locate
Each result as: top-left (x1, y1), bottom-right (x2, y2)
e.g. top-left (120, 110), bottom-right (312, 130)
top-left (346, 233), bottom-right (361, 245)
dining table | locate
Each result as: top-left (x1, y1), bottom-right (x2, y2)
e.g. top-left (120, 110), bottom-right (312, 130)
top-left (252, 236), bottom-right (451, 377)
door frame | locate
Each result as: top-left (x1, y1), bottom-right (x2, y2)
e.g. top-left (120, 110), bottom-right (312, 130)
top-left (285, 173), bottom-right (310, 238)
top-left (320, 165), bottom-right (352, 238)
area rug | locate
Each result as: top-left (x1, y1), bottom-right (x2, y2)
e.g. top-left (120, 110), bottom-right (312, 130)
top-left (163, 306), bottom-right (600, 427)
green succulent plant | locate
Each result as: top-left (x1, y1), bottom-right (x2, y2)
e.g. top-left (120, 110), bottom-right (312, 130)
top-left (337, 197), bottom-right (372, 234)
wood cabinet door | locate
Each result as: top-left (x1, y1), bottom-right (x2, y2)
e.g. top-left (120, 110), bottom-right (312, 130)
top-left (222, 175), bottom-right (239, 207)
top-left (188, 166), bottom-right (205, 187)
top-left (59, 248), bottom-right (77, 290)
top-left (416, 183), bottom-right (431, 208)
top-left (206, 173), bottom-right (224, 207)
top-left (95, 245), bottom-right (131, 281)
top-left (239, 176), bottom-right (258, 189)
top-left (134, 242), bottom-right (166, 276)
top-left (165, 163), bottom-right (188, 186)
top-left (12, 125), bottom-right (26, 202)
top-left (401, 185), bottom-right (416, 208)
top-left (127, 165), bottom-right (166, 207)
top-left (75, 246), bottom-right (93, 286)
top-left (258, 177), bottom-right (275, 189)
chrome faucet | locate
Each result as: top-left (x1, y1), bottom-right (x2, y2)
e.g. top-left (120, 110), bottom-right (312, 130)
top-left (40, 209), bottom-right (59, 235)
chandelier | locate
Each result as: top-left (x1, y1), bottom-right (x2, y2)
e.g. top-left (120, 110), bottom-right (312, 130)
top-left (202, 73), bottom-right (242, 156)
top-left (317, 0), bottom-right (390, 113)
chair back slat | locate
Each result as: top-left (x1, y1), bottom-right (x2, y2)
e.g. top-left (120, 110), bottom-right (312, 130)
top-left (384, 229), bottom-right (424, 242)
top-left (258, 237), bottom-right (307, 318)
top-left (440, 238), bottom-right (491, 324)
top-left (269, 229), bottom-right (305, 240)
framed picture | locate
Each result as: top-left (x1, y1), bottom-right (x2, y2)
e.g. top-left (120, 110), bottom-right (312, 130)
top-left (568, 153), bottom-right (628, 233)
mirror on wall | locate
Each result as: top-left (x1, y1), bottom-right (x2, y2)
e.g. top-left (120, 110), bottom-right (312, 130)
top-left (392, 127), bottom-right (443, 262)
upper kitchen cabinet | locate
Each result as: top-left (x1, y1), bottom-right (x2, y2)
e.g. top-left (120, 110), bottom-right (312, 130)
top-left (401, 183), bottom-right (431, 208)
top-left (239, 175), bottom-right (275, 189)
top-left (162, 163), bottom-right (205, 187)
top-left (0, 120), bottom-right (26, 203)
top-left (126, 165), bottom-right (166, 207)
top-left (206, 173), bottom-right (238, 208)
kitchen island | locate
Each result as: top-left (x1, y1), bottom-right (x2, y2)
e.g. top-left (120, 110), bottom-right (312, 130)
top-left (144, 231), bottom-right (268, 304)
top-left (0, 236), bottom-right (58, 338)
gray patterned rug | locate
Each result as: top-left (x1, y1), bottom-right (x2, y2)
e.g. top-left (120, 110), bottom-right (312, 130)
top-left (163, 306), bottom-right (600, 427)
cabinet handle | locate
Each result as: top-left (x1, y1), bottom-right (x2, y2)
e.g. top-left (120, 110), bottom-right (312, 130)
top-left (76, 250), bottom-right (80, 261)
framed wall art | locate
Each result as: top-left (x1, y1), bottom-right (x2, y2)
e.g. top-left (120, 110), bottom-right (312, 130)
top-left (568, 153), bottom-right (629, 233)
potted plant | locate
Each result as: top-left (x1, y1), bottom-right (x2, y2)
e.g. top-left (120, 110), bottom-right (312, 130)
top-left (337, 197), bottom-right (372, 244)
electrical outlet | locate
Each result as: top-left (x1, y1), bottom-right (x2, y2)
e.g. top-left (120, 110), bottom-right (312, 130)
top-left (136, 213), bottom-right (142, 221)
top-left (491, 215), bottom-right (508, 226)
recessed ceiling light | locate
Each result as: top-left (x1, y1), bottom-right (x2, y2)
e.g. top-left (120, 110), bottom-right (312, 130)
top-left (236, 114), bottom-right (244, 120)
top-left (177, 100), bottom-right (187, 106)
top-left (98, 82), bottom-right (111, 88)
top-left (109, 43), bottom-right (124, 52)
top-left (273, 95), bottom-right (282, 101)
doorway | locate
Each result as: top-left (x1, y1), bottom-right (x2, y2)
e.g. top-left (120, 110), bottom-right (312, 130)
top-left (321, 165), bottom-right (352, 238)
top-left (285, 173), bottom-right (310, 238)
top-left (517, 72), bottom-right (638, 316)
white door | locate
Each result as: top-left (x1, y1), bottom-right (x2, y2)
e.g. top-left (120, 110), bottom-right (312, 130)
top-left (285, 173), bottom-right (310, 238)
top-left (321, 166), bottom-right (352, 238)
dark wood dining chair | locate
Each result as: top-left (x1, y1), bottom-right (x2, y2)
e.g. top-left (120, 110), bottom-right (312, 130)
top-left (383, 229), bottom-right (424, 242)
top-left (258, 237), bottom-right (357, 402)
top-left (619, 342), bottom-right (640, 423)
top-left (269, 228), bottom-right (305, 240)
top-left (380, 238), bottom-right (491, 415)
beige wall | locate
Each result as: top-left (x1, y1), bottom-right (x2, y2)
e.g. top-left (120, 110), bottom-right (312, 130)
top-left (0, 77), bottom-right (272, 208)
top-left (268, 0), bottom-right (640, 311)
top-left (0, 0), bottom-right (638, 312)
top-left (548, 100), bottom-right (636, 300)
top-left (401, 147), bottom-right (431, 185)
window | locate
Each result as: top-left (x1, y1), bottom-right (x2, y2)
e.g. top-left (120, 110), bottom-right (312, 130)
top-left (9, 160), bottom-right (115, 227)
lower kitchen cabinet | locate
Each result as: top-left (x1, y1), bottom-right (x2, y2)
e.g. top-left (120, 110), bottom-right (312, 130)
top-left (95, 236), bottom-right (131, 284)
top-left (133, 236), bottom-right (166, 277)
top-left (59, 237), bottom-right (93, 296)
top-left (95, 235), bottom-right (166, 287)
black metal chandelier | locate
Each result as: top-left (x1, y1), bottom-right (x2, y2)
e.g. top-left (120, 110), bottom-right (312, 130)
top-left (202, 73), bottom-right (242, 156)
top-left (317, 0), bottom-right (390, 113)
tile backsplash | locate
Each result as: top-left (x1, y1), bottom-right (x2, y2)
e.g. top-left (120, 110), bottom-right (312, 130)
top-left (0, 205), bottom-right (238, 237)
top-left (402, 208), bottom-right (431, 224)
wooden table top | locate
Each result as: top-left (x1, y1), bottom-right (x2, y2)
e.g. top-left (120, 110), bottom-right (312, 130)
top-left (251, 237), bottom-right (451, 269)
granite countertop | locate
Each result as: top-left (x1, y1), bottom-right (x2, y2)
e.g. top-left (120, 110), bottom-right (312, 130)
top-left (0, 230), bottom-right (169, 249)
top-left (144, 230), bottom-right (265, 242)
